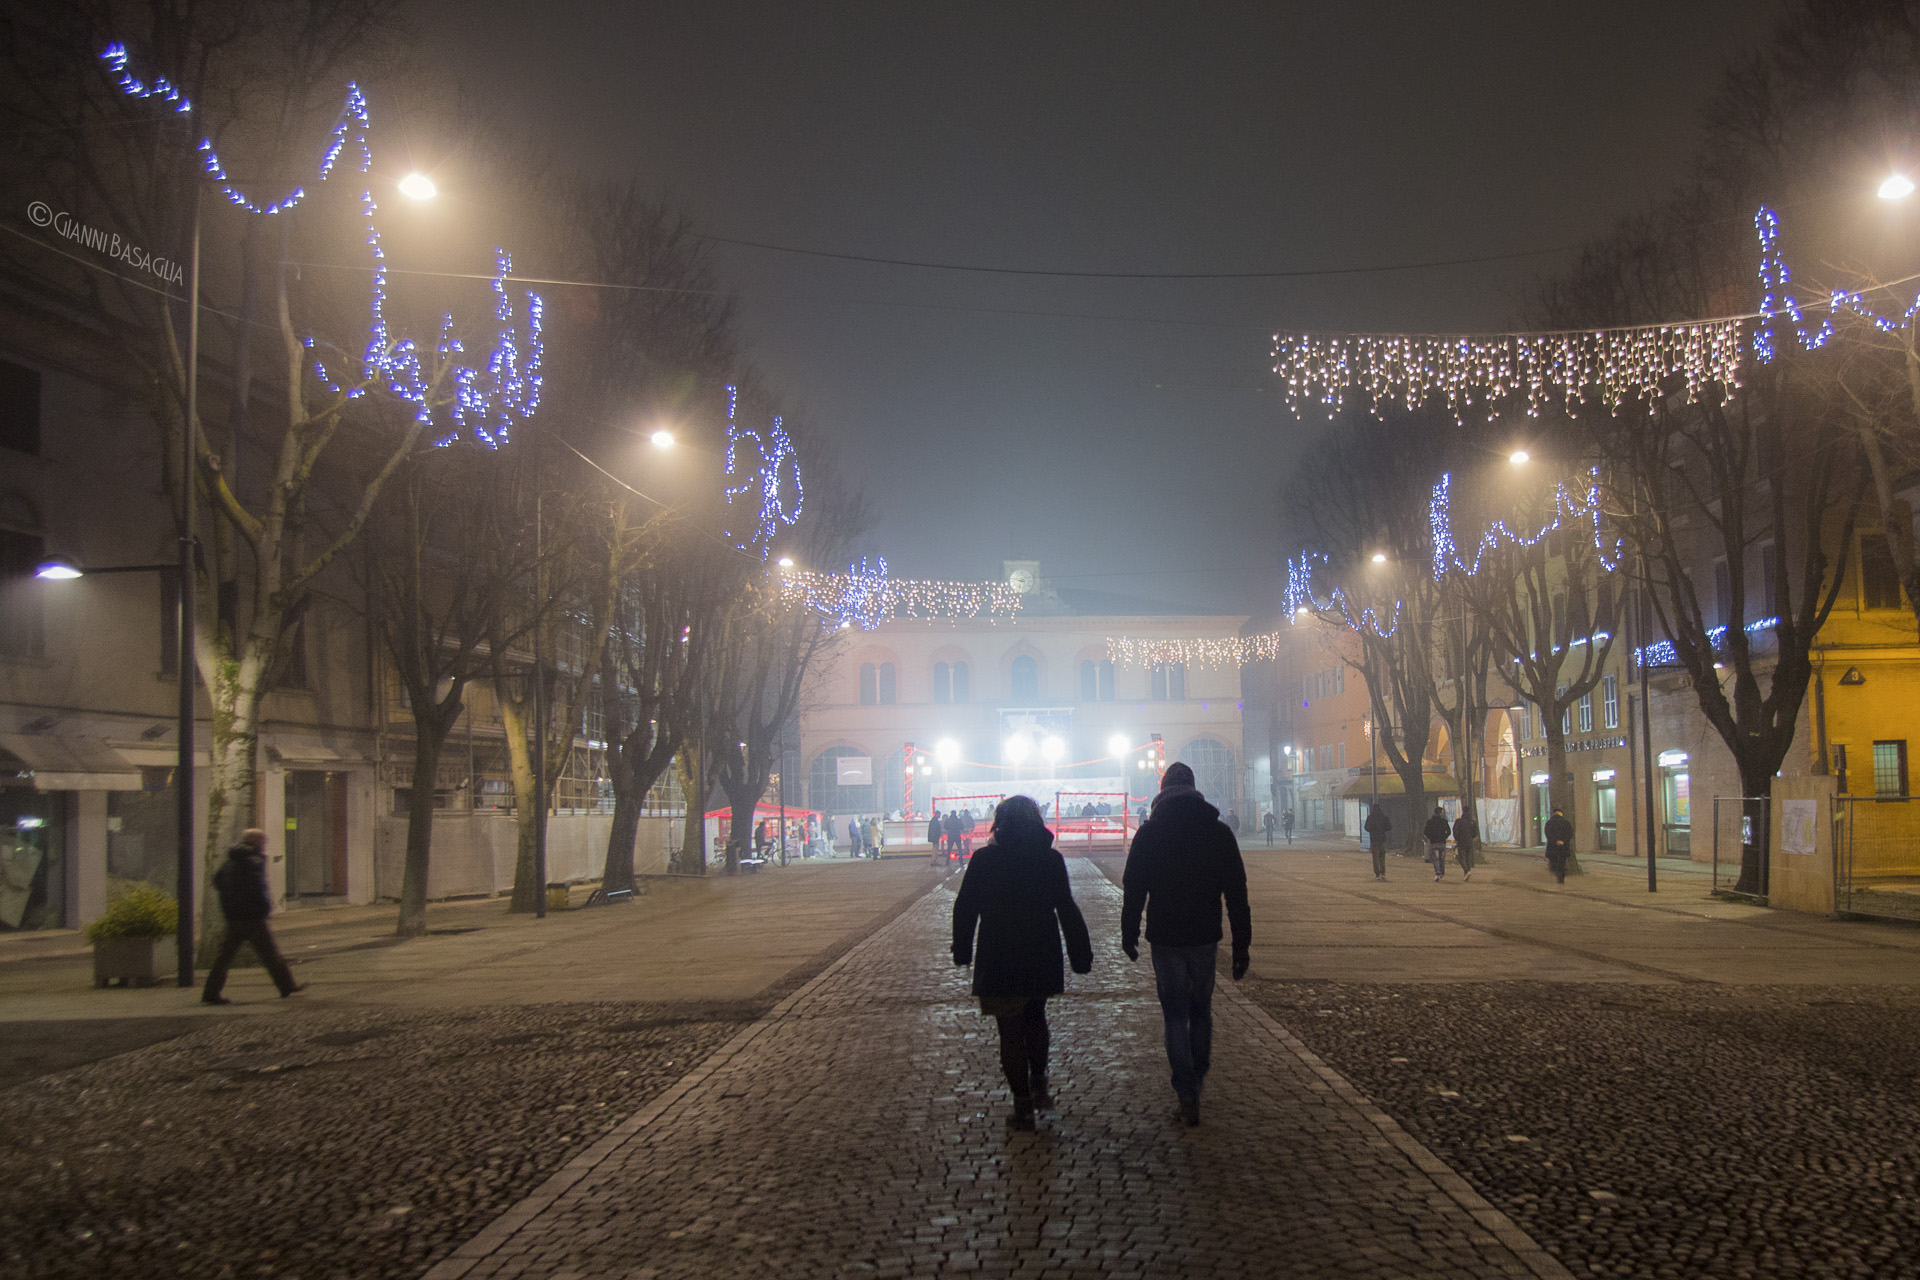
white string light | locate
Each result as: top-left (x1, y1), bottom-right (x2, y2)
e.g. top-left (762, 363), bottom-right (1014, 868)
top-left (781, 556), bottom-right (1023, 629)
top-left (1106, 633), bottom-right (1285, 670)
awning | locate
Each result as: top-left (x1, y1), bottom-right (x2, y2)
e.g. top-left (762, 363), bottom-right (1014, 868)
top-left (1335, 772), bottom-right (1460, 799)
top-left (0, 734), bottom-right (142, 791)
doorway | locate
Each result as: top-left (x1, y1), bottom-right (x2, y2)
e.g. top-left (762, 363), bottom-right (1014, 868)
top-left (1594, 781), bottom-right (1617, 851)
top-left (1661, 766), bottom-right (1691, 856)
top-left (284, 771), bottom-right (347, 897)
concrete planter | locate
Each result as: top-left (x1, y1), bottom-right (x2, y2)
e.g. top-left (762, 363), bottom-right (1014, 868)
top-left (92, 935), bottom-right (178, 988)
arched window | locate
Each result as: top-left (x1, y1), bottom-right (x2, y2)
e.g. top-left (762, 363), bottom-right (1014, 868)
top-left (1184, 737), bottom-right (1237, 812)
top-left (809, 746), bottom-right (876, 815)
top-left (952, 661), bottom-right (970, 703)
top-left (1080, 660), bottom-right (1097, 702)
top-left (858, 662), bottom-right (877, 706)
top-left (934, 661), bottom-right (951, 704)
top-left (1010, 655), bottom-right (1039, 703)
top-left (1098, 659), bottom-right (1115, 701)
top-left (878, 662), bottom-right (897, 705)
top-left (1151, 662), bottom-right (1185, 701)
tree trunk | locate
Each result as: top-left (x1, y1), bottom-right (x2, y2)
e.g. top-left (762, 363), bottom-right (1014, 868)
top-left (603, 790), bottom-right (639, 894)
top-left (725, 782), bottom-right (760, 874)
top-left (673, 745), bottom-right (707, 875)
top-left (496, 682), bottom-right (542, 912)
top-left (397, 728), bottom-right (446, 936)
top-left (1734, 756), bottom-right (1773, 898)
top-left (198, 648), bottom-right (266, 960)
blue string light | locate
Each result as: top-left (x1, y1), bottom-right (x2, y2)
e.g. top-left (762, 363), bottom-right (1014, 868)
top-left (721, 385), bottom-right (804, 555)
top-left (101, 42), bottom-right (543, 448)
top-left (1428, 467), bottom-right (1622, 581)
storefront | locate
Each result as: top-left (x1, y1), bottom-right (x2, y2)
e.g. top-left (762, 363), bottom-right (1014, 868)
top-left (1, 788), bottom-right (66, 931)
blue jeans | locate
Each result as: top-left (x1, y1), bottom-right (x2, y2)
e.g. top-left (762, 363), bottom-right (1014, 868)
top-left (1150, 943), bottom-right (1217, 1105)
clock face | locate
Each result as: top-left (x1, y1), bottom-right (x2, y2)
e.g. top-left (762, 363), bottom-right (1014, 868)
top-left (1009, 569), bottom-right (1035, 593)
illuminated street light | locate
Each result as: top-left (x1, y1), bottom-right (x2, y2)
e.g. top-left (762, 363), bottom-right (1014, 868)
top-left (1880, 173), bottom-right (1915, 201)
top-left (650, 428), bottom-right (676, 449)
top-left (1004, 735), bottom-right (1032, 764)
top-left (776, 556), bottom-right (795, 569)
top-left (1107, 733), bottom-right (1131, 757)
top-left (1041, 735), bottom-right (1066, 764)
top-left (935, 738), bottom-right (961, 765)
top-left (1370, 551), bottom-right (1388, 564)
top-left (33, 557), bottom-right (82, 580)
top-left (398, 172), bottom-right (438, 202)
top-left (1509, 449), bottom-right (1530, 465)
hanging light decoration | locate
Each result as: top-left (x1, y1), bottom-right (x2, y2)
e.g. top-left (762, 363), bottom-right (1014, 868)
top-left (781, 556), bottom-right (1023, 630)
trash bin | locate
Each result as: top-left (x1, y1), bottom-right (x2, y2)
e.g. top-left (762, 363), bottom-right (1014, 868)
top-left (546, 883), bottom-right (570, 911)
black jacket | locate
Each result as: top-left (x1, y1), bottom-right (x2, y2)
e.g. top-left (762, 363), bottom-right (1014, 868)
top-left (951, 823), bottom-right (1092, 998)
top-left (1452, 814), bottom-right (1479, 847)
top-left (1544, 814), bottom-right (1574, 849)
top-left (928, 814), bottom-right (943, 842)
top-left (1121, 788), bottom-right (1252, 952)
top-left (1364, 807), bottom-right (1392, 841)
top-left (1422, 813), bottom-right (1450, 843)
top-left (213, 845), bottom-right (273, 922)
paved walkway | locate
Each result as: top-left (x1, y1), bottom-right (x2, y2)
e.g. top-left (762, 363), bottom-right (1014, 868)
top-left (426, 863), bottom-right (1567, 1280)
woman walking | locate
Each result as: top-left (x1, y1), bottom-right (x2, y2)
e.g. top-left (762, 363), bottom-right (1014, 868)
top-left (951, 795), bottom-right (1093, 1131)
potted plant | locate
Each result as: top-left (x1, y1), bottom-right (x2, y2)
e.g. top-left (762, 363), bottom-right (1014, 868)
top-left (88, 884), bottom-right (180, 988)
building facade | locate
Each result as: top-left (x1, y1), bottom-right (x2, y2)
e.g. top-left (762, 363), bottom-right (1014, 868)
top-left (797, 563), bottom-right (1248, 838)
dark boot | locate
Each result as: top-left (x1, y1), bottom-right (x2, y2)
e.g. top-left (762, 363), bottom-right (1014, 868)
top-left (1007, 1096), bottom-right (1036, 1132)
top-left (1030, 1074), bottom-right (1054, 1110)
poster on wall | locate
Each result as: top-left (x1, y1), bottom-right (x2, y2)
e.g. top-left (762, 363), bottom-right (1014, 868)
top-left (836, 755), bottom-right (873, 786)
top-left (1782, 798), bottom-right (1817, 855)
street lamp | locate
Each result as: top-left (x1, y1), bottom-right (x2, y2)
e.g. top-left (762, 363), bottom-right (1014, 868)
top-left (35, 555), bottom-right (197, 985)
top-left (1509, 449), bottom-right (1530, 465)
top-left (397, 172), bottom-right (438, 202)
top-left (1106, 733), bottom-right (1131, 758)
top-left (1041, 735), bottom-right (1066, 765)
top-left (1880, 173), bottom-right (1915, 201)
top-left (1370, 551), bottom-right (1388, 564)
top-left (776, 556), bottom-right (795, 569)
top-left (649, 428), bottom-right (676, 450)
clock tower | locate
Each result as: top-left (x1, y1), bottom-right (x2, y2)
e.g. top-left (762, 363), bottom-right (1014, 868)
top-left (1003, 559), bottom-right (1040, 595)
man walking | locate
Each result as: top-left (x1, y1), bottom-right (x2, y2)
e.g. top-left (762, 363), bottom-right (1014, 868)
top-left (1262, 809), bottom-right (1276, 846)
top-left (202, 829), bottom-right (303, 1005)
top-left (1452, 808), bottom-right (1479, 881)
top-left (1545, 806), bottom-right (1574, 884)
top-left (1363, 803), bottom-right (1392, 880)
top-left (1121, 762), bottom-right (1252, 1127)
top-left (1282, 808), bottom-right (1294, 845)
top-left (1423, 805), bottom-right (1451, 881)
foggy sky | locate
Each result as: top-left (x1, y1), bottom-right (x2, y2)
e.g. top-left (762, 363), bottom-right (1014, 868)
top-left (417, 0), bottom-right (1782, 615)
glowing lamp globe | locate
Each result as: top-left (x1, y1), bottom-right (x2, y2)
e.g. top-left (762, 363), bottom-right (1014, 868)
top-left (1509, 449), bottom-right (1530, 465)
top-left (397, 172), bottom-right (437, 202)
top-left (35, 558), bottom-right (83, 580)
top-left (650, 428), bottom-right (676, 450)
top-left (1880, 173), bottom-right (1915, 201)
top-left (1106, 733), bottom-right (1131, 757)
top-left (1370, 551), bottom-right (1388, 564)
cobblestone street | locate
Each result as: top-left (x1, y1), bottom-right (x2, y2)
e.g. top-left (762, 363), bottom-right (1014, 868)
top-left (425, 863), bottom-right (1562, 1280)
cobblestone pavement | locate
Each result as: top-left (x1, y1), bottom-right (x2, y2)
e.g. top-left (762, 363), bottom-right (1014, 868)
top-left (428, 863), bottom-right (1566, 1280)
top-left (1244, 981), bottom-right (1920, 1280)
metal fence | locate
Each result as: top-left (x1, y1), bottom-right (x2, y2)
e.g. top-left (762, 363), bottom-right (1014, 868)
top-left (1710, 795), bottom-right (1769, 901)
top-left (1836, 795), bottom-right (1920, 922)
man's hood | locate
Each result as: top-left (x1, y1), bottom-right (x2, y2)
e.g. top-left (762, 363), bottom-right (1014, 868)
top-left (1149, 786), bottom-right (1219, 821)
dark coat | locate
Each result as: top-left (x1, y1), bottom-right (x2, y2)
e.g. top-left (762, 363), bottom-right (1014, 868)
top-left (1423, 813), bottom-right (1451, 843)
top-left (1363, 807), bottom-right (1392, 841)
top-left (951, 823), bottom-right (1092, 997)
top-left (928, 814), bottom-right (943, 843)
top-left (1544, 814), bottom-right (1575, 849)
top-left (1452, 814), bottom-right (1479, 848)
top-left (213, 845), bottom-right (273, 922)
top-left (1121, 788), bottom-right (1252, 951)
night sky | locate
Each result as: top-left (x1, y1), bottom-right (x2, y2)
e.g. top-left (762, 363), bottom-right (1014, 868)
top-left (417, 0), bottom-right (1782, 615)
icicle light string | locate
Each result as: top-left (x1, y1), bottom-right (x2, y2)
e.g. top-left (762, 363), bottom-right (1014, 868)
top-left (1273, 205), bottom-right (1920, 424)
top-left (102, 42), bottom-right (542, 447)
top-left (781, 557), bottom-right (1023, 630)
